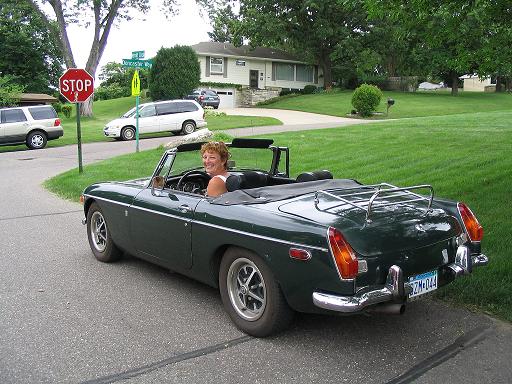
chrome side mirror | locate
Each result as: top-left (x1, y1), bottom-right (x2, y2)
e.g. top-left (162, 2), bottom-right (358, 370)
top-left (151, 176), bottom-right (165, 196)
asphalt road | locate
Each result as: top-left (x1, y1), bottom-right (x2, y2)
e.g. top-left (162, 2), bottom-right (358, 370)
top-left (1, 127), bottom-right (511, 383)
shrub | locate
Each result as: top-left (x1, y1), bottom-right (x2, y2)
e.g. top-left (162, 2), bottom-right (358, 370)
top-left (303, 85), bottom-right (317, 94)
top-left (279, 88), bottom-right (300, 96)
top-left (94, 84), bottom-right (128, 101)
top-left (149, 45), bottom-right (200, 101)
top-left (52, 102), bottom-right (62, 113)
top-left (61, 104), bottom-right (73, 118)
top-left (351, 84), bottom-right (383, 117)
top-left (204, 107), bottom-right (227, 117)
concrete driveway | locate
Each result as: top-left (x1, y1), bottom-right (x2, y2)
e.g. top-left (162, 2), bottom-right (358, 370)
top-left (0, 118), bottom-right (511, 383)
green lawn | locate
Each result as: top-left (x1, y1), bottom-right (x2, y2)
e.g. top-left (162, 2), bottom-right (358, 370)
top-left (263, 90), bottom-right (512, 119)
top-left (0, 96), bottom-right (281, 153)
top-left (46, 109), bottom-right (512, 322)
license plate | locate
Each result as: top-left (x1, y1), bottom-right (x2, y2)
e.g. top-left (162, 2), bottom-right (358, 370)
top-left (408, 270), bottom-right (438, 299)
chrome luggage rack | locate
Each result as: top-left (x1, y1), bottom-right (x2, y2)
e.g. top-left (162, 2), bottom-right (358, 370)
top-left (313, 183), bottom-right (434, 223)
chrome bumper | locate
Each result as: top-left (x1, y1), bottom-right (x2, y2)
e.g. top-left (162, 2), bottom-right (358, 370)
top-left (313, 245), bottom-right (488, 314)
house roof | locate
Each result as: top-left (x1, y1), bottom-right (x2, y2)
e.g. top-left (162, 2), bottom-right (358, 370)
top-left (190, 41), bottom-right (304, 63)
top-left (20, 93), bottom-right (57, 103)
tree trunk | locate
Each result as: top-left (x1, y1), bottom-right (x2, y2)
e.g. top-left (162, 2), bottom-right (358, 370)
top-left (495, 75), bottom-right (503, 92)
top-left (319, 53), bottom-right (333, 90)
top-left (451, 71), bottom-right (459, 95)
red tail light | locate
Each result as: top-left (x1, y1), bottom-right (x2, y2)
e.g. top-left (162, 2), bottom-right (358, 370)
top-left (328, 227), bottom-right (358, 279)
top-left (54, 118), bottom-right (61, 126)
top-left (457, 203), bottom-right (483, 242)
top-left (199, 95), bottom-right (204, 101)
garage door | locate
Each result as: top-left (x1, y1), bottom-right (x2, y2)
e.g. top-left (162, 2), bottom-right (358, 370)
top-left (214, 89), bottom-right (235, 109)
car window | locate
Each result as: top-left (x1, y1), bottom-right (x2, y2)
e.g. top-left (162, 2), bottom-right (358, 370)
top-left (156, 102), bottom-right (179, 115)
top-left (139, 104), bottom-right (156, 117)
top-left (177, 101), bottom-right (198, 113)
top-left (28, 106), bottom-right (57, 120)
top-left (1, 109), bottom-right (27, 123)
top-left (205, 90), bottom-right (217, 96)
top-left (122, 107), bottom-right (137, 118)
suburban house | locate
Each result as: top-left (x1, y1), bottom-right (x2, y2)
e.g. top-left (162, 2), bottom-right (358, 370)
top-left (190, 41), bottom-right (323, 108)
top-left (460, 75), bottom-right (495, 92)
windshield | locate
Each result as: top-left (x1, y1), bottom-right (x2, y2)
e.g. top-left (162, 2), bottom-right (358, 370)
top-left (122, 107), bottom-right (136, 118)
top-left (166, 147), bottom-right (275, 177)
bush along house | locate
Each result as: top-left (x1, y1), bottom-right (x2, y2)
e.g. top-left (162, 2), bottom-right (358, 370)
top-left (190, 41), bottom-right (323, 107)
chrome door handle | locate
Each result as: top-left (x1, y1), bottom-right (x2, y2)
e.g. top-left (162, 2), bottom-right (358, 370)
top-left (179, 204), bottom-right (192, 213)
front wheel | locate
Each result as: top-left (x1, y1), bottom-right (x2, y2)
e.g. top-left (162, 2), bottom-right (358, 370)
top-left (181, 121), bottom-right (196, 135)
top-left (121, 127), bottom-right (135, 141)
top-left (219, 247), bottom-right (294, 337)
top-left (86, 202), bottom-right (122, 262)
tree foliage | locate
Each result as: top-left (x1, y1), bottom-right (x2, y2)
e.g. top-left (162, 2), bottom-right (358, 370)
top-left (148, 45), bottom-right (201, 101)
top-left (0, 76), bottom-right (25, 107)
top-left (94, 62), bottom-right (149, 100)
top-left (0, 0), bottom-right (63, 93)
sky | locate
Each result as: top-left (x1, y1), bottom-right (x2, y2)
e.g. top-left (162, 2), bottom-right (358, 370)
top-left (56, 1), bottom-right (212, 82)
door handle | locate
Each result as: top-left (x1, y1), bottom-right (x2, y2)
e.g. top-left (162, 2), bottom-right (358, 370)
top-left (179, 204), bottom-right (192, 213)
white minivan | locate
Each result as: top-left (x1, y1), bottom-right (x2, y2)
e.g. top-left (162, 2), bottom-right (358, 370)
top-left (104, 99), bottom-right (207, 141)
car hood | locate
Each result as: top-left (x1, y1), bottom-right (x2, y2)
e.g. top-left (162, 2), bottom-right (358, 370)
top-left (278, 195), bottom-right (461, 257)
top-left (106, 117), bottom-right (129, 127)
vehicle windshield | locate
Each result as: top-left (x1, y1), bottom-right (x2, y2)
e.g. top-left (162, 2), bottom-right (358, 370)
top-left (122, 106), bottom-right (138, 118)
top-left (159, 147), bottom-right (275, 178)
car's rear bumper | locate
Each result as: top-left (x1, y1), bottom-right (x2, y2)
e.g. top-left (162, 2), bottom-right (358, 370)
top-left (312, 245), bottom-right (488, 313)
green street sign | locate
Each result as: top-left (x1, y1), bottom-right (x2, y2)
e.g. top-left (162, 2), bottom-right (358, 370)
top-left (122, 59), bottom-right (152, 69)
top-left (132, 51), bottom-right (145, 59)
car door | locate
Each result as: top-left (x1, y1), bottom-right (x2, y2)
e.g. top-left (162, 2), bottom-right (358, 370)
top-left (0, 108), bottom-right (29, 144)
top-left (155, 102), bottom-right (178, 132)
top-left (129, 187), bottom-right (202, 270)
top-left (137, 104), bottom-right (158, 134)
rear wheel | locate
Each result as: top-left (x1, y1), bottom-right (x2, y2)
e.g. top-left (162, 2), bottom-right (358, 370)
top-left (121, 127), bottom-right (135, 141)
top-left (86, 202), bottom-right (122, 262)
top-left (181, 121), bottom-right (196, 135)
top-left (26, 131), bottom-right (47, 149)
top-left (219, 247), bottom-right (294, 337)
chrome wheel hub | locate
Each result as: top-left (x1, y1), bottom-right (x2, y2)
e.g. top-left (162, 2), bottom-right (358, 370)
top-left (90, 211), bottom-right (107, 252)
top-left (227, 258), bottom-right (266, 321)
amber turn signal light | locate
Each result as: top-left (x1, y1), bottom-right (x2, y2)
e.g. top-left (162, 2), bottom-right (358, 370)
top-left (457, 202), bottom-right (483, 242)
top-left (79, 194), bottom-right (85, 205)
top-left (328, 227), bottom-right (358, 279)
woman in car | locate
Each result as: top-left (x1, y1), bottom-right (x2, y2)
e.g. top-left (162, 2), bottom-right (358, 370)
top-left (201, 141), bottom-right (230, 197)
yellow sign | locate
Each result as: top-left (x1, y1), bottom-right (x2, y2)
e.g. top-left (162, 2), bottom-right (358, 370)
top-left (131, 70), bottom-right (140, 96)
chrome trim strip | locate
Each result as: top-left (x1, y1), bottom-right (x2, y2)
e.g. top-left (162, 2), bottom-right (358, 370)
top-left (130, 204), bottom-right (190, 221)
top-left (194, 221), bottom-right (329, 252)
top-left (84, 194), bottom-right (328, 252)
top-left (83, 194), bottom-right (131, 208)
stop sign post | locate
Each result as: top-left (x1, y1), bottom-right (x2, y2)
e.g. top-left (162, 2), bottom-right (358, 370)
top-left (59, 69), bottom-right (94, 173)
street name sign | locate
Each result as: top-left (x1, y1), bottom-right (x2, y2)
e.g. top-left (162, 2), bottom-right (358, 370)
top-left (122, 59), bottom-right (152, 69)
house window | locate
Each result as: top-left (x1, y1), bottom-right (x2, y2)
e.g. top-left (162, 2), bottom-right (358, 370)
top-left (296, 64), bottom-right (313, 82)
top-left (210, 57), bottom-right (224, 74)
top-left (275, 63), bottom-right (295, 81)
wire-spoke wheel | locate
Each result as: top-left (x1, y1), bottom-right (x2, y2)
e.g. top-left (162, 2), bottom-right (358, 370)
top-left (86, 202), bottom-right (122, 262)
top-left (219, 247), bottom-right (294, 337)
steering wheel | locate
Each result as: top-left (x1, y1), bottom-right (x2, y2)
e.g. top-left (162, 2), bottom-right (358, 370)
top-left (176, 170), bottom-right (211, 191)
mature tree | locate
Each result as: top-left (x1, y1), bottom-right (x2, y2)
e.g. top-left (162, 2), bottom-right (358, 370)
top-left (28, 0), bottom-right (215, 116)
top-left (0, 0), bottom-right (63, 93)
top-left (218, 0), bottom-right (370, 89)
top-left (207, 4), bottom-right (242, 45)
top-left (0, 76), bottom-right (25, 107)
top-left (148, 45), bottom-right (200, 101)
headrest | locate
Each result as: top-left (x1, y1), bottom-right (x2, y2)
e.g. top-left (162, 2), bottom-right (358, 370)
top-left (296, 170), bottom-right (333, 183)
top-left (226, 172), bottom-right (268, 192)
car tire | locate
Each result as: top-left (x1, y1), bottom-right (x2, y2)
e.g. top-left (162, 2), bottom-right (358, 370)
top-left (121, 127), bottom-right (135, 141)
top-left (181, 121), bottom-right (196, 135)
top-left (219, 247), bottom-right (294, 337)
top-left (26, 131), bottom-right (48, 149)
top-left (86, 202), bottom-right (122, 263)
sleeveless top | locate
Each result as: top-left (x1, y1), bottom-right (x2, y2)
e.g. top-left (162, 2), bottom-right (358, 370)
top-left (212, 175), bottom-right (227, 182)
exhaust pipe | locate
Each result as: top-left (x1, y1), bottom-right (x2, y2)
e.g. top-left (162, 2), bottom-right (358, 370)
top-left (367, 303), bottom-right (406, 315)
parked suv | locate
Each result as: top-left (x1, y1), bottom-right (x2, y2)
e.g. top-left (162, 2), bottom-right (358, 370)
top-left (0, 105), bottom-right (64, 149)
top-left (185, 89), bottom-right (220, 109)
top-left (104, 100), bottom-right (207, 141)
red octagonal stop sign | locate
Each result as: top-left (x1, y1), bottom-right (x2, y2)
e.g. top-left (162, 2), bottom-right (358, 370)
top-left (59, 68), bottom-right (94, 103)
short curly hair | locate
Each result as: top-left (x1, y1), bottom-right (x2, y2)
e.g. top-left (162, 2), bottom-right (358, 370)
top-left (200, 141), bottom-right (230, 170)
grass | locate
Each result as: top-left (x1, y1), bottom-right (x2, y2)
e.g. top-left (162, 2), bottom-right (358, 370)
top-left (262, 89), bottom-right (512, 119)
top-left (0, 96), bottom-right (281, 153)
top-left (45, 110), bottom-right (512, 322)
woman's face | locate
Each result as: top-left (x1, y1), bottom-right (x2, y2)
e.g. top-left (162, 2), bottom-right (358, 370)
top-left (202, 150), bottom-right (225, 176)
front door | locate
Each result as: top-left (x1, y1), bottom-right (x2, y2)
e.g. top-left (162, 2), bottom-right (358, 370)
top-left (0, 108), bottom-right (28, 144)
top-left (130, 188), bottom-right (202, 270)
top-left (249, 70), bottom-right (259, 89)
top-left (137, 104), bottom-right (159, 134)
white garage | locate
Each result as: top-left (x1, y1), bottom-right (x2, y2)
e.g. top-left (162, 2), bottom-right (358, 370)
top-left (213, 88), bottom-right (236, 109)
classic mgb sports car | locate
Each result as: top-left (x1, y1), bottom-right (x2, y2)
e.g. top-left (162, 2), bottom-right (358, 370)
top-left (81, 138), bottom-right (488, 337)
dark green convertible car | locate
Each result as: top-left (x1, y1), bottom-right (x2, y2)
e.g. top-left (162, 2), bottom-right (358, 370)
top-left (81, 138), bottom-right (488, 337)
